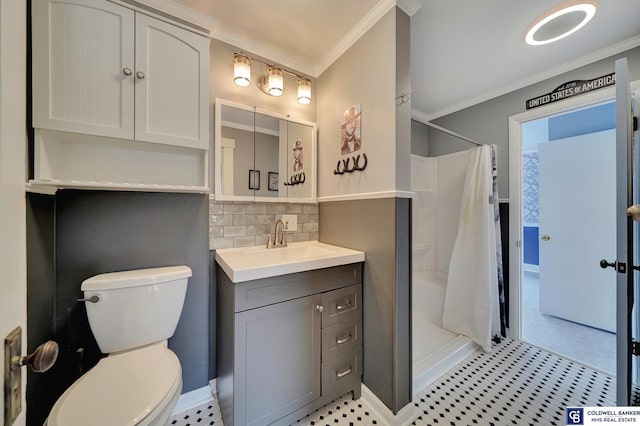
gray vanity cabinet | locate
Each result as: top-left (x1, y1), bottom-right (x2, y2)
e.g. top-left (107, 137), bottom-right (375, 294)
top-left (217, 263), bottom-right (363, 426)
top-left (235, 294), bottom-right (322, 426)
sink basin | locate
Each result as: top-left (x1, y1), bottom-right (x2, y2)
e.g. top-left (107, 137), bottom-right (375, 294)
top-left (215, 241), bottom-right (365, 282)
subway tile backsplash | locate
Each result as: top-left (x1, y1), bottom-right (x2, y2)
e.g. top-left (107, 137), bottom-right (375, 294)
top-left (209, 196), bottom-right (319, 250)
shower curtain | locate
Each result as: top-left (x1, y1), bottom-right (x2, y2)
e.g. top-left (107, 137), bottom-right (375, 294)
top-left (442, 144), bottom-right (504, 352)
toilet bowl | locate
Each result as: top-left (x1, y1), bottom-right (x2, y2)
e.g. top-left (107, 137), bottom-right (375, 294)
top-left (46, 342), bottom-right (181, 426)
top-left (45, 266), bottom-right (191, 426)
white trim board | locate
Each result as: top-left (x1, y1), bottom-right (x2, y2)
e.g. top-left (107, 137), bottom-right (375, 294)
top-left (171, 383), bottom-right (215, 416)
top-left (361, 384), bottom-right (417, 426)
top-left (506, 79), bottom-right (640, 341)
top-left (413, 35), bottom-right (640, 122)
top-left (318, 190), bottom-right (414, 203)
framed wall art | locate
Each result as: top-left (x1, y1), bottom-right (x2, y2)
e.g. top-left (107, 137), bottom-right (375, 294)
top-left (248, 169), bottom-right (260, 190)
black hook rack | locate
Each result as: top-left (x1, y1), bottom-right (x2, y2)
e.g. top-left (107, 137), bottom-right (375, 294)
top-left (334, 153), bottom-right (367, 175)
top-left (283, 172), bottom-right (306, 186)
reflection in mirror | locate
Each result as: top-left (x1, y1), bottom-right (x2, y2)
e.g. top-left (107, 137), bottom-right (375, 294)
top-left (254, 112), bottom-right (282, 198)
top-left (286, 121), bottom-right (314, 200)
top-left (215, 99), bottom-right (317, 202)
top-left (220, 104), bottom-right (255, 198)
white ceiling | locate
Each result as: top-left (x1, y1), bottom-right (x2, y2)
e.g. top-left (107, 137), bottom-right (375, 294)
top-left (160, 0), bottom-right (640, 120)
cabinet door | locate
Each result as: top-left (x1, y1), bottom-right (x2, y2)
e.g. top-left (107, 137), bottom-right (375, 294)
top-left (235, 294), bottom-right (322, 426)
top-left (32, 0), bottom-right (135, 139)
top-left (134, 13), bottom-right (209, 149)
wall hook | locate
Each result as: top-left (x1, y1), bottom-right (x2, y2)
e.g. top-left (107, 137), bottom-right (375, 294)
top-left (354, 153), bottom-right (368, 171)
top-left (343, 157), bottom-right (355, 173)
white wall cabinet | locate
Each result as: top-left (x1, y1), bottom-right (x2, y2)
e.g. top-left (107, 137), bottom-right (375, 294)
top-left (33, 0), bottom-right (209, 149)
top-left (133, 12), bottom-right (209, 148)
top-left (30, 0), bottom-right (210, 192)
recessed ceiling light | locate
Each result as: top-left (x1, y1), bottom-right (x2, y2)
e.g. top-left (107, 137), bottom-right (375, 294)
top-left (525, 0), bottom-right (597, 46)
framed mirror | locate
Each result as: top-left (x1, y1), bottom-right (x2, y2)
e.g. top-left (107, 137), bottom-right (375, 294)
top-left (214, 99), bottom-right (317, 202)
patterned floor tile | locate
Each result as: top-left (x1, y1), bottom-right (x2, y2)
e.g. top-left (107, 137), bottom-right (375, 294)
top-left (169, 339), bottom-right (615, 426)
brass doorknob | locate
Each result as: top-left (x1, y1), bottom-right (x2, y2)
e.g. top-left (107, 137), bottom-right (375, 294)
top-left (627, 205), bottom-right (640, 221)
top-left (541, 235), bottom-right (550, 241)
top-left (12, 340), bottom-right (58, 373)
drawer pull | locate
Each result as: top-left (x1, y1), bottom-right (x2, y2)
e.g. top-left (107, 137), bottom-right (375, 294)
top-left (336, 366), bottom-right (352, 378)
top-left (336, 300), bottom-right (352, 311)
top-left (336, 333), bottom-right (352, 345)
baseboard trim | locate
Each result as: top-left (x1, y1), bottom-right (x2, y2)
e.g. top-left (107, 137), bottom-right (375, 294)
top-left (172, 383), bottom-right (214, 416)
top-left (360, 384), bottom-right (416, 426)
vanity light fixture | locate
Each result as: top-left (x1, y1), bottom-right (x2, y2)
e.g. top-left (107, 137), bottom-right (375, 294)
top-left (264, 66), bottom-right (284, 96)
top-left (297, 78), bottom-right (312, 105)
top-left (233, 54), bottom-right (252, 87)
top-left (233, 52), bottom-right (312, 104)
top-left (525, 0), bottom-right (597, 46)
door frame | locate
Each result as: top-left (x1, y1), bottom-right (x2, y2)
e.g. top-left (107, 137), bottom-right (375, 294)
top-left (507, 80), bottom-right (640, 340)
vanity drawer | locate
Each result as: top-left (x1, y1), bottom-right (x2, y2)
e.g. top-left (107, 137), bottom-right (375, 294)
top-left (321, 346), bottom-right (362, 397)
top-left (228, 263), bottom-right (361, 313)
top-left (322, 317), bottom-right (361, 361)
top-left (322, 284), bottom-right (361, 327)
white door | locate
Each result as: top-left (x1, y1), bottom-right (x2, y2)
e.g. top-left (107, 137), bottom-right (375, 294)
top-left (0, 0), bottom-right (27, 424)
top-left (134, 13), bottom-right (209, 149)
top-left (538, 129), bottom-right (616, 332)
top-left (31, 0), bottom-right (135, 139)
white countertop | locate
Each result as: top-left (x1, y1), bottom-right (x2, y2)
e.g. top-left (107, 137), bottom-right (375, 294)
top-left (215, 240), bottom-right (365, 283)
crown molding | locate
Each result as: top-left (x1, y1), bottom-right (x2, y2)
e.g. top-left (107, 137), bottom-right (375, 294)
top-left (211, 28), bottom-right (317, 77)
top-left (397, 0), bottom-right (422, 17)
top-left (315, 0), bottom-right (397, 76)
top-left (126, 0), bottom-right (217, 32)
top-left (413, 35), bottom-right (640, 121)
top-left (126, 0), bottom-right (316, 75)
top-left (123, 0), bottom-right (414, 79)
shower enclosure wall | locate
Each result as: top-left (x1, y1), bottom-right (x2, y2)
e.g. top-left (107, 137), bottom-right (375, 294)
top-left (411, 152), bottom-right (478, 393)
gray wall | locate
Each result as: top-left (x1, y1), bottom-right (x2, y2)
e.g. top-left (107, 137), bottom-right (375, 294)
top-left (221, 126), bottom-right (279, 197)
top-left (428, 46), bottom-right (640, 196)
top-left (319, 197), bottom-right (412, 414)
top-left (411, 120), bottom-right (428, 156)
top-left (26, 191), bottom-right (210, 425)
top-left (26, 194), bottom-right (56, 426)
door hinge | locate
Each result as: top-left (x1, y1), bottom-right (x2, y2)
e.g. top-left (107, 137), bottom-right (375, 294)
top-left (632, 340), bottom-right (640, 356)
top-left (634, 116), bottom-right (638, 132)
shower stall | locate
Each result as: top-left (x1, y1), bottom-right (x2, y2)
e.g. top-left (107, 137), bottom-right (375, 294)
top-left (411, 151), bottom-right (477, 392)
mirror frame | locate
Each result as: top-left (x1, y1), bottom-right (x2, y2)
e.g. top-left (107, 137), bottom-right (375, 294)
top-left (214, 98), bottom-right (317, 203)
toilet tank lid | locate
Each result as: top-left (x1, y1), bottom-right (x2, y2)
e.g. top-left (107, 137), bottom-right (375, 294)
top-left (81, 266), bottom-right (192, 291)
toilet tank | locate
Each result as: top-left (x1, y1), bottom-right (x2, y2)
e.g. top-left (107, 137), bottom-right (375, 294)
top-left (81, 266), bottom-right (192, 354)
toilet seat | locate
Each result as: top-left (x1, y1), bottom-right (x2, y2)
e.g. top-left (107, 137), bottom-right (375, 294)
top-left (47, 342), bottom-right (182, 426)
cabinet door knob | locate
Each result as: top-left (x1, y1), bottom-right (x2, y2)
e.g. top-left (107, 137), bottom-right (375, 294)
top-left (315, 304), bottom-right (324, 313)
top-left (122, 67), bottom-right (132, 76)
top-left (136, 71), bottom-right (145, 79)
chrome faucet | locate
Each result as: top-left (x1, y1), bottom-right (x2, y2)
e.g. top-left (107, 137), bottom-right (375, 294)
top-left (271, 218), bottom-right (288, 248)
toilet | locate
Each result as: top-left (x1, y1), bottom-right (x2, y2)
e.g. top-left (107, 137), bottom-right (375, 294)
top-left (46, 265), bottom-right (192, 426)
